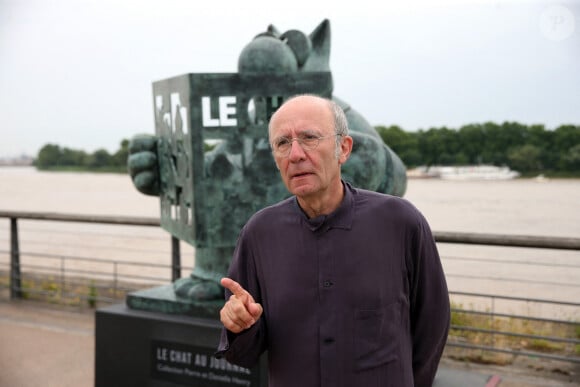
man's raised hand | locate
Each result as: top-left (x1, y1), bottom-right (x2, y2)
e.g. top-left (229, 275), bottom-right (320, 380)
top-left (220, 278), bottom-right (263, 333)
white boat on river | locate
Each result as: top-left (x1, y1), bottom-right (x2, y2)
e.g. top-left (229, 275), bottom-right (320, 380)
top-left (413, 165), bottom-right (521, 180)
top-left (434, 165), bottom-right (520, 180)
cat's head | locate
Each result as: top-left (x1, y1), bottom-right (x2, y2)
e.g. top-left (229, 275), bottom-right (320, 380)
top-left (238, 19), bottom-right (331, 75)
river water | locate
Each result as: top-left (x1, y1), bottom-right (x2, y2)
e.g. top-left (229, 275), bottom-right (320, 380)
top-left (0, 167), bottom-right (579, 318)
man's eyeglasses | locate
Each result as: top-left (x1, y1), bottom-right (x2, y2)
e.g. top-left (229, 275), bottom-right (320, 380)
top-left (271, 133), bottom-right (341, 157)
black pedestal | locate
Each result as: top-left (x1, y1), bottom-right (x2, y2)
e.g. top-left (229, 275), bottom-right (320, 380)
top-left (95, 304), bottom-right (267, 387)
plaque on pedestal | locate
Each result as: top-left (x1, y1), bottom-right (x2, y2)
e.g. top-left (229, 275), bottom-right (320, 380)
top-left (95, 304), bottom-right (267, 387)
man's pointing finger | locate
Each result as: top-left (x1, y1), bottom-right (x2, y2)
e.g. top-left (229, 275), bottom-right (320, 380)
top-left (220, 277), bottom-right (249, 298)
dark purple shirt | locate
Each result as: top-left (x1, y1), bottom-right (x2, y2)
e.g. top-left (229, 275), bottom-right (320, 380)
top-left (217, 182), bottom-right (450, 387)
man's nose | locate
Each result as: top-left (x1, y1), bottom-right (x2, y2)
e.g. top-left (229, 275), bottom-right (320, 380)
top-left (288, 140), bottom-right (306, 160)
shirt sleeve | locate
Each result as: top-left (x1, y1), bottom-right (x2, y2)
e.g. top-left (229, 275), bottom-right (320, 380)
top-left (215, 318), bottom-right (267, 368)
top-left (408, 212), bottom-right (450, 387)
top-left (215, 225), bottom-right (267, 368)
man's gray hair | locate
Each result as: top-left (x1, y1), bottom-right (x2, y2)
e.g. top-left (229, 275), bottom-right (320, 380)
top-left (327, 99), bottom-right (349, 158)
top-left (329, 99), bottom-right (349, 137)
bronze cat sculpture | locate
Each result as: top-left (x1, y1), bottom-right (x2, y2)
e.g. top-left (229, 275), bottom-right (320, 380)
top-left (128, 19), bottom-right (407, 302)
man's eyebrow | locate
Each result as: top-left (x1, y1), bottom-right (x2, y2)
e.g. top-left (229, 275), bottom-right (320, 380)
top-left (298, 129), bottom-right (320, 136)
top-left (273, 129), bottom-right (319, 139)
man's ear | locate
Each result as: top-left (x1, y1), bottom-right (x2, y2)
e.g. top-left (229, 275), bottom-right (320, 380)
top-left (338, 135), bottom-right (353, 165)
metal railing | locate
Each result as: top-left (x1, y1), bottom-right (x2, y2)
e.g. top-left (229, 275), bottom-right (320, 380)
top-left (1, 210), bottom-right (579, 365)
top-left (0, 210), bottom-right (186, 306)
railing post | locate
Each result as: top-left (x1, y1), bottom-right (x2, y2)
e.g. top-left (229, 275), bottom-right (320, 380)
top-left (10, 217), bottom-right (22, 299)
top-left (60, 256), bottom-right (65, 300)
top-left (114, 262), bottom-right (118, 297)
top-left (171, 236), bottom-right (181, 282)
top-left (490, 296), bottom-right (496, 349)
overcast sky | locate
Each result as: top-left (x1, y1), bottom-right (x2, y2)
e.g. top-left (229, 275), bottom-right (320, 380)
top-left (0, 0), bottom-right (578, 157)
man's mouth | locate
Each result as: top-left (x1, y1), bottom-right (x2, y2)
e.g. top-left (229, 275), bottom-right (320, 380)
top-left (292, 172), bottom-right (312, 178)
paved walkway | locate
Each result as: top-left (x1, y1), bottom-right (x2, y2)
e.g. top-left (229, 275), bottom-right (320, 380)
top-left (0, 299), bottom-right (577, 387)
top-left (0, 300), bottom-right (94, 387)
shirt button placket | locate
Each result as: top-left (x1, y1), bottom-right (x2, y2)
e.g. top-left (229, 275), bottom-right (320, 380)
top-left (317, 228), bottom-right (338, 387)
top-left (319, 283), bottom-right (337, 387)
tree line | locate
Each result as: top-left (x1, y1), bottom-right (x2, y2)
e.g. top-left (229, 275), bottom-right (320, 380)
top-left (377, 122), bottom-right (580, 176)
top-left (35, 138), bottom-right (215, 172)
top-left (35, 122), bottom-right (580, 176)
top-left (35, 140), bottom-right (129, 173)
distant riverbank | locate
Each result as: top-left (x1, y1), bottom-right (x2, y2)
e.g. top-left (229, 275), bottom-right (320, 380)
top-left (1, 166), bottom-right (579, 237)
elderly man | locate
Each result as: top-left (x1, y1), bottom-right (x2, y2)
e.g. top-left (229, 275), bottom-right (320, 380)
top-left (216, 95), bottom-right (450, 387)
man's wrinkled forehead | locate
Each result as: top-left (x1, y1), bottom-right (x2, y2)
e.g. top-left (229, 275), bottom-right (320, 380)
top-left (269, 96), bottom-right (331, 136)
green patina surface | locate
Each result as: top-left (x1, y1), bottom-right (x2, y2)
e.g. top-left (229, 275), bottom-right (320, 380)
top-left (126, 285), bottom-right (224, 319)
top-left (153, 72), bottom-right (332, 248)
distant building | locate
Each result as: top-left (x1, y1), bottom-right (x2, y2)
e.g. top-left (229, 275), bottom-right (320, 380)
top-left (0, 155), bottom-right (34, 166)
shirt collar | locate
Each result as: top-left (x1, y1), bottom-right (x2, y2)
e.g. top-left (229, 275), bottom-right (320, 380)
top-left (296, 180), bottom-right (354, 232)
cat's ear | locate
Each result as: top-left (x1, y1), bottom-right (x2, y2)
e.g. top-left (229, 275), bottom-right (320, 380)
top-left (309, 19), bottom-right (330, 53)
top-left (302, 19), bottom-right (330, 71)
